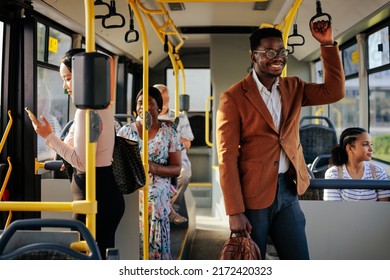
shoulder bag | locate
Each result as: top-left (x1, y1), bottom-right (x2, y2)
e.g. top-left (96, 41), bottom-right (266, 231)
top-left (112, 135), bottom-right (146, 194)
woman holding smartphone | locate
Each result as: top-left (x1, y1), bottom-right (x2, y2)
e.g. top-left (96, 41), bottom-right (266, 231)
top-left (26, 49), bottom-right (125, 259)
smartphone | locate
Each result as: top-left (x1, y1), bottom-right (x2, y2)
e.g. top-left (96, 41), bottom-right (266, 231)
top-left (24, 107), bottom-right (37, 119)
top-left (24, 107), bottom-right (32, 114)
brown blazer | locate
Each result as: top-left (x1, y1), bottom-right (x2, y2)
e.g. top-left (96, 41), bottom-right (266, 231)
top-left (216, 45), bottom-right (345, 215)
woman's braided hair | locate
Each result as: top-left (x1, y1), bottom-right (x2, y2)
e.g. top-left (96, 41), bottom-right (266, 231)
top-left (329, 127), bottom-right (367, 166)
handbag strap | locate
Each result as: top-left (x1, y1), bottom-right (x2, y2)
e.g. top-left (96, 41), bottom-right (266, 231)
top-left (369, 163), bottom-right (377, 180)
top-left (337, 165), bottom-right (343, 179)
top-left (338, 163), bottom-right (377, 180)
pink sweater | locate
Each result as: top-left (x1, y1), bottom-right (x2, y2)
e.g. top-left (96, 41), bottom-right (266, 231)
top-left (45, 106), bottom-right (115, 171)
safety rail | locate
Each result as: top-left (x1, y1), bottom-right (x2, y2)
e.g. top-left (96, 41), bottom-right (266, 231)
top-left (0, 111), bottom-right (13, 154)
top-left (301, 178), bottom-right (390, 259)
top-left (309, 179), bottom-right (390, 190)
top-left (126, 0), bottom-right (152, 259)
top-left (205, 97), bottom-right (213, 147)
top-left (0, 111), bottom-right (13, 228)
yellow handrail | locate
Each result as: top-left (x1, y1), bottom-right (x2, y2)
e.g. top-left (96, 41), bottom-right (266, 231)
top-left (0, 110), bottom-right (13, 154)
top-left (136, 2), bottom-right (184, 53)
top-left (259, 0), bottom-right (303, 77)
top-left (279, 0), bottom-right (302, 77)
top-left (205, 96), bottom-right (213, 147)
top-left (136, 1), bottom-right (185, 118)
top-left (315, 107), bottom-right (342, 128)
top-left (83, 0), bottom-right (97, 240)
top-left (0, 157), bottom-right (12, 204)
top-left (171, 58), bottom-right (180, 117)
top-left (0, 111), bottom-right (13, 228)
top-left (0, 157), bottom-right (13, 228)
top-left (131, 0), bottom-right (189, 259)
top-left (128, 0), bottom-right (150, 260)
top-left (178, 59), bottom-right (186, 97)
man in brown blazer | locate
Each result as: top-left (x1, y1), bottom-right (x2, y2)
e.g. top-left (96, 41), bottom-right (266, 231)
top-left (216, 21), bottom-right (345, 259)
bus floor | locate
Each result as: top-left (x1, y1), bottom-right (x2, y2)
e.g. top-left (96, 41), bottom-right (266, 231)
top-left (187, 207), bottom-right (230, 260)
top-left (182, 207), bottom-right (279, 260)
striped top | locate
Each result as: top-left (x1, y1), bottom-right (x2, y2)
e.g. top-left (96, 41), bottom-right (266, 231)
top-left (324, 162), bottom-right (390, 201)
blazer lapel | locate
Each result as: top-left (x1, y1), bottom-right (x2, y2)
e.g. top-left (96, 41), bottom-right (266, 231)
top-left (242, 73), bottom-right (279, 133)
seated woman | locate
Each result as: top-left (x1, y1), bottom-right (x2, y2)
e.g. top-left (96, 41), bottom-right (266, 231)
top-left (324, 127), bottom-right (390, 201)
top-left (117, 87), bottom-right (182, 260)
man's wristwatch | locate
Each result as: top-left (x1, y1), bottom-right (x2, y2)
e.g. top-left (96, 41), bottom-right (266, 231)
top-left (321, 41), bottom-right (337, 47)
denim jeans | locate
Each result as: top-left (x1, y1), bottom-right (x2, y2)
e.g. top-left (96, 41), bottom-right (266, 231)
top-left (245, 172), bottom-right (310, 260)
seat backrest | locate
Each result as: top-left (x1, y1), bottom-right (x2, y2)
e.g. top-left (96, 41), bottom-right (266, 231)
top-left (0, 219), bottom-right (102, 260)
top-left (299, 116), bottom-right (337, 164)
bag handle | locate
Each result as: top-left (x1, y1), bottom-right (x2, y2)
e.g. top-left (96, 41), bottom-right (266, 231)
top-left (230, 230), bottom-right (250, 238)
top-left (337, 165), bottom-right (343, 179)
top-left (369, 163), bottom-right (377, 180)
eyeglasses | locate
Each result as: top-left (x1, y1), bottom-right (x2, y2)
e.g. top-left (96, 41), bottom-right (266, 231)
top-left (253, 48), bottom-right (289, 59)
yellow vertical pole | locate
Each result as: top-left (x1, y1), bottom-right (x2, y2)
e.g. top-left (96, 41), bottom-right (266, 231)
top-left (205, 97), bottom-right (213, 147)
top-left (129, 0), bottom-right (149, 260)
top-left (83, 0), bottom-right (97, 239)
top-left (172, 59), bottom-right (179, 118)
top-left (178, 59), bottom-right (186, 97)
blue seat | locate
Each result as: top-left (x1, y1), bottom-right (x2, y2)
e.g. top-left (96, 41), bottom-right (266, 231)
top-left (0, 219), bottom-right (102, 260)
top-left (299, 116), bottom-right (337, 200)
top-left (299, 116), bottom-right (337, 177)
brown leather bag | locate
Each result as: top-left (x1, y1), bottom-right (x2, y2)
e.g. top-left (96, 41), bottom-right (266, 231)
top-left (218, 232), bottom-right (261, 260)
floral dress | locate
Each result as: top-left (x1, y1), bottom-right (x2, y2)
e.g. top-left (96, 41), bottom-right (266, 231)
top-left (117, 121), bottom-right (182, 260)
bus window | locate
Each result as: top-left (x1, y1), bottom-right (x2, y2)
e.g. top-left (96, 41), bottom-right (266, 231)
top-left (330, 77), bottom-right (359, 132)
top-left (37, 22), bottom-right (46, 62)
top-left (343, 43), bottom-right (359, 76)
top-left (369, 70), bottom-right (390, 162)
top-left (37, 67), bottom-right (67, 161)
top-left (36, 22), bottom-right (72, 161)
top-left (48, 27), bottom-right (72, 65)
top-left (166, 68), bottom-right (211, 112)
top-left (368, 26), bottom-right (389, 69)
top-left (310, 60), bottom-right (330, 125)
top-left (367, 25), bottom-right (390, 162)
